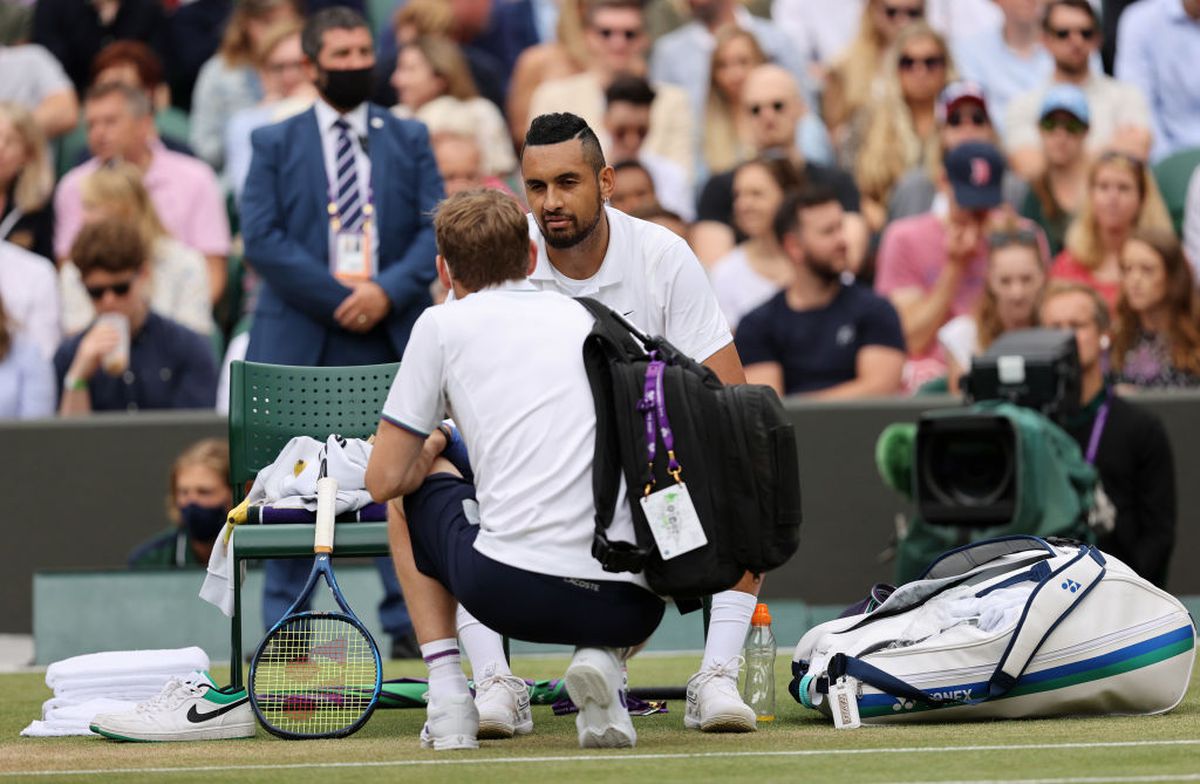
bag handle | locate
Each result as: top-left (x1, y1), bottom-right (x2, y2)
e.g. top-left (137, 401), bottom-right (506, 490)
top-left (827, 545), bottom-right (1107, 707)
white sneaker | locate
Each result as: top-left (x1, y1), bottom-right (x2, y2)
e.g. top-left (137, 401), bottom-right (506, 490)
top-left (420, 692), bottom-right (479, 751)
top-left (90, 672), bottom-right (255, 742)
top-left (563, 647), bottom-right (635, 749)
top-left (474, 666), bottom-right (533, 740)
top-left (685, 657), bottom-right (757, 733)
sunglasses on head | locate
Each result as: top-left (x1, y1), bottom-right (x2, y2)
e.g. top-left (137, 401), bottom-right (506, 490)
top-left (899, 54), bottom-right (946, 71)
top-left (85, 279), bottom-right (134, 300)
top-left (884, 4), bottom-right (924, 20)
top-left (987, 228), bottom-right (1042, 250)
top-left (749, 100), bottom-right (786, 116)
top-left (1050, 25), bottom-right (1095, 41)
top-left (596, 26), bottom-right (640, 41)
top-left (947, 108), bottom-right (988, 128)
top-left (1039, 115), bottom-right (1088, 134)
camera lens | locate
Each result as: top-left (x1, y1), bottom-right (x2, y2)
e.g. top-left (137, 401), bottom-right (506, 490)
top-left (927, 432), bottom-right (1014, 507)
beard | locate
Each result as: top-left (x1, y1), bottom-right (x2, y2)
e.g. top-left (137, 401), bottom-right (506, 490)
top-left (540, 201), bottom-right (604, 250)
top-left (805, 251), bottom-right (844, 285)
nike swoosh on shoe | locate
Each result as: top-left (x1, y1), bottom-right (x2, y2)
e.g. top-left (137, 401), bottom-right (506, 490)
top-left (186, 698), bottom-right (250, 723)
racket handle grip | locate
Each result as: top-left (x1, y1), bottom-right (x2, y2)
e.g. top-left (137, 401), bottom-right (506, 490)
top-left (314, 476), bottom-right (338, 553)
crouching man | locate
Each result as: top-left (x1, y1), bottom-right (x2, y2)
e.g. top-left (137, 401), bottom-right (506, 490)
top-left (365, 188), bottom-right (665, 750)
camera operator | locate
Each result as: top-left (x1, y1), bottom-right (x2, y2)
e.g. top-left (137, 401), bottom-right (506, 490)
top-left (1039, 280), bottom-right (1176, 587)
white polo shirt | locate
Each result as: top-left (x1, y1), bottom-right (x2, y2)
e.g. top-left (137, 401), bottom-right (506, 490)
top-left (527, 206), bottom-right (732, 363)
top-left (381, 279), bottom-right (646, 587)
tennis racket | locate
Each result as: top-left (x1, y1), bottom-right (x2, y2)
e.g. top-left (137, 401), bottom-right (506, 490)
top-left (248, 460), bottom-right (383, 739)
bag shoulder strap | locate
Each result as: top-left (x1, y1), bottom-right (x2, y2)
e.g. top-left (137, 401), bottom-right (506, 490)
top-left (576, 297), bottom-right (652, 573)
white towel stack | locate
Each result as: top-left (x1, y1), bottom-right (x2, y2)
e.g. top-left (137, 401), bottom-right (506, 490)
top-left (21, 647), bottom-right (210, 737)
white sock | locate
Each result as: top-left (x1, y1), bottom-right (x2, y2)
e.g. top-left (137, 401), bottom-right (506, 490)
top-left (421, 638), bottom-right (470, 700)
top-left (456, 606), bottom-right (511, 678)
top-left (701, 590), bottom-right (758, 676)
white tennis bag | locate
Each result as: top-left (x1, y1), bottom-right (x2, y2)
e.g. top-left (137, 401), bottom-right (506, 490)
top-left (790, 537), bottom-right (1195, 727)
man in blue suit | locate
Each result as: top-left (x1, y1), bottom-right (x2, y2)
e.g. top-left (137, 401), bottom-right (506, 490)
top-left (241, 7), bottom-right (444, 657)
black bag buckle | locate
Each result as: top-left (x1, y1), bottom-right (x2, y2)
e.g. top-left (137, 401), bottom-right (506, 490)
top-left (592, 533), bottom-right (649, 574)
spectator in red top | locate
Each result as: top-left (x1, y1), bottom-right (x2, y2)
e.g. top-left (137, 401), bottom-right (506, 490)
top-left (1049, 151), bottom-right (1173, 312)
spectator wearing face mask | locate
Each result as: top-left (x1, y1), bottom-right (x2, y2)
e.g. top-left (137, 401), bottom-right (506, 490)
top-left (128, 439), bottom-right (233, 569)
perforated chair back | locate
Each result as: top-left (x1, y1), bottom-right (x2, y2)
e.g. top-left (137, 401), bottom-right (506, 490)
top-left (227, 360), bottom-right (399, 502)
top-left (1152, 147), bottom-right (1200, 236)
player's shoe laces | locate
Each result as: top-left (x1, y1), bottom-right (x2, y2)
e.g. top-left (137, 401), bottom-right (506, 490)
top-left (90, 671), bottom-right (255, 742)
top-left (684, 656), bottom-right (757, 733)
top-left (474, 665), bottom-right (533, 740)
top-left (563, 647), bottom-right (635, 749)
top-left (420, 692), bottom-right (479, 751)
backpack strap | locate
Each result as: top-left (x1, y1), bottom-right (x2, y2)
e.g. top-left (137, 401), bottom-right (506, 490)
top-left (577, 297), bottom-right (654, 574)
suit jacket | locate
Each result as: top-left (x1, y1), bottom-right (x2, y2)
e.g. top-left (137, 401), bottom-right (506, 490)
top-left (241, 103), bottom-right (443, 366)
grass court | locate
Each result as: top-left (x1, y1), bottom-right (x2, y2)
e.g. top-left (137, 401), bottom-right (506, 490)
top-left (1, 652), bottom-right (1198, 783)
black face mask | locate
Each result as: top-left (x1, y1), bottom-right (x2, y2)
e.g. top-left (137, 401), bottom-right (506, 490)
top-left (180, 503), bottom-right (227, 543)
top-left (319, 66), bottom-right (375, 112)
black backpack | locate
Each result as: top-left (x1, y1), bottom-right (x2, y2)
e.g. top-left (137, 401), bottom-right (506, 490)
top-left (577, 297), bottom-right (802, 599)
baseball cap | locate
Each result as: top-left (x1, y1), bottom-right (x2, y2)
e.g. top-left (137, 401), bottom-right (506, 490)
top-left (1038, 84), bottom-right (1090, 125)
top-left (944, 142), bottom-right (1006, 210)
top-left (936, 81), bottom-right (989, 126)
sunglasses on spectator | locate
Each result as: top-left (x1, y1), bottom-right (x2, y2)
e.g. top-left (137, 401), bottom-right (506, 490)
top-left (947, 109), bottom-right (988, 128)
top-left (1049, 26), bottom-right (1095, 41)
top-left (613, 125), bottom-right (649, 140)
top-left (899, 55), bottom-right (946, 71)
top-left (749, 100), bottom-right (786, 116)
top-left (1039, 116), bottom-right (1088, 134)
top-left (987, 228), bottom-right (1041, 250)
top-left (596, 27), bottom-right (641, 41)
top-left (884, 4), bottom-right (924, 20)
top-left (85, 279), bottom-right (135, 300)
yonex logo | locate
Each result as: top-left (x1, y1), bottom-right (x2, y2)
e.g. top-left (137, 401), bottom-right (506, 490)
top-left (891, 699), bottom-right (915, 712)
top-left (1062, 579), bottom-right (1082, 593)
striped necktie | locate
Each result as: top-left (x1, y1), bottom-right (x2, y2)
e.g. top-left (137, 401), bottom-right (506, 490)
top-left (333, 118), bottom-right (364, 232)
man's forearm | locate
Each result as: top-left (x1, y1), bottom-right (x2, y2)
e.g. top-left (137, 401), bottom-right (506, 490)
top-left (897, 265), bottom-right (963, 355)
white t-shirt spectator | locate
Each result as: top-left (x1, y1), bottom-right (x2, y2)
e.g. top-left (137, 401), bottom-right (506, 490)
top-left (0, 44), bottom-right (72, 110)
top-left (1184, 166), bottom-right (1200, 279)
top-left (709, 245), bottom-right (781, 331)
top-left (0, 241), bottom-right (59, 360)
top-left (1005, 73), bottom-right (1151, 155)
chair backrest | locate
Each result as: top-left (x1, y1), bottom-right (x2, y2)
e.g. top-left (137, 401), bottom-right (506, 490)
top-left (1152, 147), bottom-right (1200, 237)
top-left (227, 360), bottom-right (400, 502)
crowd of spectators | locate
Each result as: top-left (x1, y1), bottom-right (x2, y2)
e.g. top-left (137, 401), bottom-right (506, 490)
top-left (0, 0), bottom-right (1199, 424)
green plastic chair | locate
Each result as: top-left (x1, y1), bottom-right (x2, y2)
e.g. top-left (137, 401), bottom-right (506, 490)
top-left (1152, 147), bottom-right (1200, 237)
top-left (225, 360), bottom-right (399, 688)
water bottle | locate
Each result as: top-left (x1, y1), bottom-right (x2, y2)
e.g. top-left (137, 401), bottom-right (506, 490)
top-left (742, 602), bottom-right (777, 722)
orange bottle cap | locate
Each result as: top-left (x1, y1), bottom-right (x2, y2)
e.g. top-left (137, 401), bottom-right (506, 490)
top-left (751, 602), bottom-right (771, 625)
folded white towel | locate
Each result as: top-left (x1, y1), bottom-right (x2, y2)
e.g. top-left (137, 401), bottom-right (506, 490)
top-left (45, 647), bottom-right (209, 688)
top-left (199, 523), bottom-right (238, 617)
top-left (21, 698), bottom-right (137, 737)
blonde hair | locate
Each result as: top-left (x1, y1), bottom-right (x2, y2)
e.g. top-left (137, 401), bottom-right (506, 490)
top-left (80, 162), bottom-right (168, 248)
top-left (393, 0), bottom-right (454, 37)
top-left (0, 102), bottom-right (53, 214)
top-left (219, 0), bottom-right (298, 67)
top-left (824, 0), bottom-right (920, 129)
top-left (557, 0), bottom-right (591, 70)
top-left (1064, 152), bottom-right (1174, 271)
top-left (702, 28), bottom-right (766, 174)
top-left (406, 35), bottom-right (479, 101)
top-left (167, 438), bottom-right (231, 523)
top-left (854, 23), bottom-right (953, 209)
top-left (254, 19), bottom-right (304, 67)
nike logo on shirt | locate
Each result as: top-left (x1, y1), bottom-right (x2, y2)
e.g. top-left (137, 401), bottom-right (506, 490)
top-left (186, 697), bottom-right (250, 723)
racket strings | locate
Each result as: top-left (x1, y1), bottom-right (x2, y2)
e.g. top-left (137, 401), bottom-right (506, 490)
top-left (252, 615), bottom-right (379, 736)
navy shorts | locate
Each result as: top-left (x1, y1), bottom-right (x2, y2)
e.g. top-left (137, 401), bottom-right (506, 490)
top-left (403, 473), bottom-right (665, 648)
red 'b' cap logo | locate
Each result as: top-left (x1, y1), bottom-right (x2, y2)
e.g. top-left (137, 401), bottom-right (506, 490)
top-left (970, 158), bottom-right (991, 186)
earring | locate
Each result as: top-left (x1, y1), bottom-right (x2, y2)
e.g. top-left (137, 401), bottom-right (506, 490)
top-left (1099, 335), bottom-right (1111, 350)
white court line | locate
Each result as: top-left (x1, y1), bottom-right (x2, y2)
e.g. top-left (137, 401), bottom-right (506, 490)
top-left (893, 777), bottom-right (1200, 784)
top-left (3, 739), bottom-right (1198, 778)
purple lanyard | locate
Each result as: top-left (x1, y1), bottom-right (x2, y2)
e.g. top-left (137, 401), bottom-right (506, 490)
top-left (1085, 400), bottom-right (1110, 465)
top-left (638, 354), bottom-right (682, 494)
